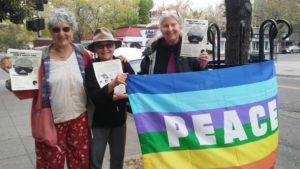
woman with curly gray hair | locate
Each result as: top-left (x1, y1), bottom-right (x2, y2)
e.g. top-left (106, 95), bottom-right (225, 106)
top-left (36, 8), bottom-right (92, 169)
top-left (1, 8), bottom-right (93, 169)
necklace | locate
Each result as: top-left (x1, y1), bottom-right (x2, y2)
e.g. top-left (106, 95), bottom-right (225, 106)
top-left (50, 45), bottom-right (73, 60)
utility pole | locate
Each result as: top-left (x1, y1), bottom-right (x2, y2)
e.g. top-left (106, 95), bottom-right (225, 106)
top-left (36, 11), bottom-right (42, 37)
top-left (26, 0), bottom-right (47, 37)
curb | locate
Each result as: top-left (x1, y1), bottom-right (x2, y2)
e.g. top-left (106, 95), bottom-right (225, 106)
top-left (124, 154), bottom-right (142, 160)
top-left (276, 74), bottom-right (300, 78)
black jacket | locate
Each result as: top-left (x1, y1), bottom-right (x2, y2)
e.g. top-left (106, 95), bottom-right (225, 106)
top-left (140, 37), bottom-right (204, 74)
top-left (85, 57), bottom-right (134, 128)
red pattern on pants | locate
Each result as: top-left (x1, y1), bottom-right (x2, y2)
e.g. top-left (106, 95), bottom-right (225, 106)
top-left (35, 113), bottom-right (89, 169)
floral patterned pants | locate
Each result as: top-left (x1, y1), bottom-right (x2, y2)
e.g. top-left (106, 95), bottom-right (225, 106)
top-left (35, 113), bottom-right (89, 169)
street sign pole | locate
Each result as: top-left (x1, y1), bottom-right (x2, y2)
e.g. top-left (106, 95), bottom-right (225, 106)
top-left (36, 11), bottom-right (42, 37)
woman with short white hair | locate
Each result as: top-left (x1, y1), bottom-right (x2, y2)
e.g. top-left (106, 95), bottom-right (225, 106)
top-left (140, 10), bottom-right (209, 74)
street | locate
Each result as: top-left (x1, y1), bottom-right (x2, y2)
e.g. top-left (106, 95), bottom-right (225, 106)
top-left (278, 76), bottom-right (300, 112)
top-left (276, 75), bottom-right (300, 169)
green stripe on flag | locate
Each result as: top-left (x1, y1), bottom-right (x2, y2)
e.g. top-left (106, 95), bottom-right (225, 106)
top-left (139, 118), bottom-right (278, 154)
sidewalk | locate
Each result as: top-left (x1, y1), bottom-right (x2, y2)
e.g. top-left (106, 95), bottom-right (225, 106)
top-left (0, 72), bottom-right (141, 169)
top-left (275, 54), bottom-right (300, 77)
top-left (0, 55), bottom-right (299, 169)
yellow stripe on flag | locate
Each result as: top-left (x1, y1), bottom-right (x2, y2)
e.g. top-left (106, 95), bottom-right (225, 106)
top-left (143, 131), bottom-right (279, 169)
top-left (217, 149), bottom-right (277, 169)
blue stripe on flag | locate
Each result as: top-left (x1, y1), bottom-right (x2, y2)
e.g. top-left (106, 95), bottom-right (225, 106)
top-left (127, 61), bottom-right (275, 94)
top-left (128, 77), bottom-right (277, 114)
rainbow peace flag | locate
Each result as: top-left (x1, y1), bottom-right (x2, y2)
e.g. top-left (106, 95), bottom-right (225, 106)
top-left (127, 61), bottom-right (278, 169)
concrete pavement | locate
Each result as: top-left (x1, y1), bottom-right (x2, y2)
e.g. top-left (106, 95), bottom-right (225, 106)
top-left (0, 70), bottom-right (141, 169)
top-left (275, 53), bottom-right (300, 77)
top-left (0, 54), bottom-right (299, 169)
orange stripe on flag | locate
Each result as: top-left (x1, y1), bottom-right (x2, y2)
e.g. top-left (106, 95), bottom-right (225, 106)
top-left (215, 149), bottom-right (277, 169)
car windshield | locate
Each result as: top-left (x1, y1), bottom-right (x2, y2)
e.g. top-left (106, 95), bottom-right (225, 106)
top-left (114, 47), bottom-right (143, 74)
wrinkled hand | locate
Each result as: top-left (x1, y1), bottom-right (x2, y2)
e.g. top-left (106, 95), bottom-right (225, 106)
top-left (0, 58), bottom-right (12, 73)
top-left (198, 51), bottom-right (209, 69)
top-left (111, 73), bottom-right (128, 88)
top-left (118, 55), bottom-right (128, 63)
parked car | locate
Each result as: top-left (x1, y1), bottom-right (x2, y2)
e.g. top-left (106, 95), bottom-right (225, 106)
top-left (114, 47), bottom-right (144, 113)
top-left (282, 45), bottom-right (300, 54)
top-left (114, 47), bottom-right (143, 74)
top-left (81, 41), bottom-right (92, 48)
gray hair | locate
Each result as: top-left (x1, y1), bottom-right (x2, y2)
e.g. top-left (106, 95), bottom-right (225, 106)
top-left (47, 8), bottom-right (77, 31)
top-left (159, 10), bottom-right (182, 28)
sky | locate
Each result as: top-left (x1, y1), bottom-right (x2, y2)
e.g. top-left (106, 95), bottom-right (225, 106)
top-left (152, 0), bottom-right (224, 10)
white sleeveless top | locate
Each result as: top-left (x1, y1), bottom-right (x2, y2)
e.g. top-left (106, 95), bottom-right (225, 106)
top-left (49, 51), bottom-right (87, 123)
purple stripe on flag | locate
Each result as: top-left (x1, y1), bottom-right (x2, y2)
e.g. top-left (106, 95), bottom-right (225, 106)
top-left (134, 96), bottom-right (277, 134)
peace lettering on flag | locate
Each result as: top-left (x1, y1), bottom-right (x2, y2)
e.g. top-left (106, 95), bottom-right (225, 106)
top-left (127, 61), bottom-right (278, 169)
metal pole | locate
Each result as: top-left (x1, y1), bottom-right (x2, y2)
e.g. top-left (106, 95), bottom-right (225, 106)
top-left (239, 20), bottom-right (245, 64)
top-left (259, 19), bottom-right (277, 61)
top-left (208, 29), bottom-right (215, 63)
top-left (208, 23), bottom-right (220, 68)
top-left (36, 11), bottom-right (42, 37)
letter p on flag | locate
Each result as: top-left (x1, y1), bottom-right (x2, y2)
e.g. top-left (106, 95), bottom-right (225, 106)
top-left (164, 116), bottom-right (188, 147)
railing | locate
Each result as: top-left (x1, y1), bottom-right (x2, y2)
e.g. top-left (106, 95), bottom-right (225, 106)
top-left (207, 19), bottom-right (293, 68)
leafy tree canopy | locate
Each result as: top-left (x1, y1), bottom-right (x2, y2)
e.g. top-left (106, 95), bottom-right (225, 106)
top-left (0, 0), bottom-right (34, 24)
top-left (139, 0), bottom-right (153, 24)
top-left (47, 0), bottom-right (140, 41)
top-left (0, 24), bottom-right (35, 51)
top-left (253, 0), bottom-right (300, 31)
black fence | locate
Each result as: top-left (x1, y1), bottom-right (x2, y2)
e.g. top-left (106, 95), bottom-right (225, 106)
top-left (207, 19), bottom-right (293, 69)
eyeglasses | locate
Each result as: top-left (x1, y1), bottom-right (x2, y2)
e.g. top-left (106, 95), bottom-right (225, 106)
top-left (51, 27), bottom-right (71, 33)
top-left (94, 42), bottom-right (114, 49)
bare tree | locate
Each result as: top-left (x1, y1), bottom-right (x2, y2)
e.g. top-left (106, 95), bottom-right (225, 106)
top-left (155, 0), bottom-right (193, 18)
top-left (204, 4), bottom-right (226, 32)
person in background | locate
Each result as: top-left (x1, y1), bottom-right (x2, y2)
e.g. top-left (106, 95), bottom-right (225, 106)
top-left (0, 56), bottom-right (12, 73)
top-left (1, 8), bottom-right (93, 169)
top-left (85, 27), bottom-right (134, 169)
top-left (0, 56), bottom-right (12, 88)
top-left (140, 10), bottom-right (209, 74)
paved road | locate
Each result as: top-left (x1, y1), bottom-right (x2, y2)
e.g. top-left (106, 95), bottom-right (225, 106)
top-left (278, 76), bottom-right (300, 112)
